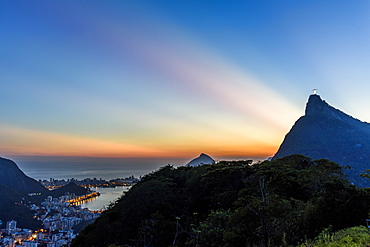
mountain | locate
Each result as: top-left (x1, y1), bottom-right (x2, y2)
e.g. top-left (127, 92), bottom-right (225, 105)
top-left (274, 94), bottom-right (370, 187)
top-left (50, 182), bottom-right (88, 198)
top-left (0, 157), bottom-right (48, 229)
top-left (0, 157), bottom-right (91, 198)
top-left (0, 157), bottom-right (88, 229)
top-left (185, 153), bottom-right (215, 167)
top-left (0, 183), bottom-right (42, 230)
top-left (0, 157), bottom-right (48, 194)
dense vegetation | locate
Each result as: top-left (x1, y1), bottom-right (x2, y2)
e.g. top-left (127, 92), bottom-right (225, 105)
top-left (299, 226), bottom-right (370, 247)
top-left (0, 184), bottom-right (42, 229)
top-left (72, 155), bottom-right (370, 247)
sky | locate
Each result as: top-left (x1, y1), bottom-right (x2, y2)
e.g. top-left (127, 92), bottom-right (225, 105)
top-left (2, 0), bottom-right (370, 168)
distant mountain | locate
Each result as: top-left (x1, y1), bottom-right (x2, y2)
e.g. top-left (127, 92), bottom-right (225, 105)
top-left (185, 153), bottom-right (215, 167)
top-left (0, 157), bottom-right (48, 194)
top-left (0, 157), bottom-right (48, 229)
top-left (0, 157), bottom-right (88, 229)
top-left (50, 182), bottom-right (88, 198)
top-left (274, 94), bottom-right (370, 187)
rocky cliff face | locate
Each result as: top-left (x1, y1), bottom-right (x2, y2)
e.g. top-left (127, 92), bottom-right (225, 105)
top-left (0, 157), bottom-right (48, 194)
top-left (274, 94), bottom-right (370, 187)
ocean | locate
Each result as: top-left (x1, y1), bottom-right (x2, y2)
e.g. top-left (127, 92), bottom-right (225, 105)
top-left (14, 156), bottom-right (191, 181)
top-left (14, 155), bottom-right (268, 181)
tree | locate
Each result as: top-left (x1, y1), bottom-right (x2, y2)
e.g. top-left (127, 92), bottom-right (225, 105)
top-left (72, 155), bottom-right (370, 247)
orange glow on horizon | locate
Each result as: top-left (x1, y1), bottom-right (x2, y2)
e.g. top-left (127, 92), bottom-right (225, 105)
top-left (0, 123), bottom-right (281, 159)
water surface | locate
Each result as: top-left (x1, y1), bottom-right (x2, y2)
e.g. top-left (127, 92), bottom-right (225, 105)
top-left (80, 186), bottom-right (131, 211)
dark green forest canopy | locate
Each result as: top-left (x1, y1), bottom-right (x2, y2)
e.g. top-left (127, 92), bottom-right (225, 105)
top-left (72, 155), bottom-right (370, 247)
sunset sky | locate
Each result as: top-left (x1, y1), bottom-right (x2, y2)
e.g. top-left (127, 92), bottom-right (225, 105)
top-left (2, 1), bottom-right (370, 164)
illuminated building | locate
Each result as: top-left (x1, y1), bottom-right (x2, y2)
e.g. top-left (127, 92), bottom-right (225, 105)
top-left (6, 220), bottom-right (17, 235)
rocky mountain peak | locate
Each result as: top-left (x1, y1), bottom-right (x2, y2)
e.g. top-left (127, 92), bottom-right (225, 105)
top-left (305, 94), bottom-right (328, 115)
top-left (185, 153), bottom-right (215, 167)
top-left (274, 94), bottom-right (370, 187)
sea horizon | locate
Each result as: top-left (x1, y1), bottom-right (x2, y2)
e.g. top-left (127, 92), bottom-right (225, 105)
top-left (7, 155), bottom-right (270, 181)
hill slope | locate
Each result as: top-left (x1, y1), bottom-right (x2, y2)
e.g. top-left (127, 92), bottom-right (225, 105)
top-left (0, 184), bottom-right (42, 229)
top-left (0, 157), bottom-right (87, 229)
top-left (72, 156), bottom-right (370, 247)
top-left (0, 157), bottom-right (48, 229)
top-left (49, 182), bottom-right (88, 197)
top-left (0, 157), bottom-right (48, 194)
top-left (274, 94), bottom-right (370, 187)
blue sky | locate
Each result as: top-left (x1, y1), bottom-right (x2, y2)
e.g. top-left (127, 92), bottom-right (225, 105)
top-left (1, 0), bottom-right (370, 161)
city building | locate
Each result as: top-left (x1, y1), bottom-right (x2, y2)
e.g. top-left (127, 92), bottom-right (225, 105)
top-left (6, 220), bottom-right (17, 235)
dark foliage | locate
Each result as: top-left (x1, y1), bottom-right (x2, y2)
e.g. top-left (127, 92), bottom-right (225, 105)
top-left (72, 155), bottom-right (370, 247)
top-left (0, 184), bottom-right (42, 230)
top-left (0, 157), bottom-right (48, 194)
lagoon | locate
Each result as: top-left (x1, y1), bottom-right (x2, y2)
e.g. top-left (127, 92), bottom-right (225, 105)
top-left (80, 186), bottom-right (131, 211)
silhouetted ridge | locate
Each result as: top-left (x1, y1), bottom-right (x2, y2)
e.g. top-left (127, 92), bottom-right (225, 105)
top-left (274, 94), bottom-right (370, 187)
top-left (0, 157), bottom-right (48, 194)
top-left (49, 182), bottom-right (88, 198)
top-left (305, 94), bottom-right (368, 127)
top-left (0, 157), bottom-right (47, 229)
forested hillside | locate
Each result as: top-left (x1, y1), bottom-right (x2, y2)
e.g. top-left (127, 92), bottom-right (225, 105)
top-left (0, 184), bottom-right (42, 229)
top-left (72, 155), bottom-right (370, 247)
